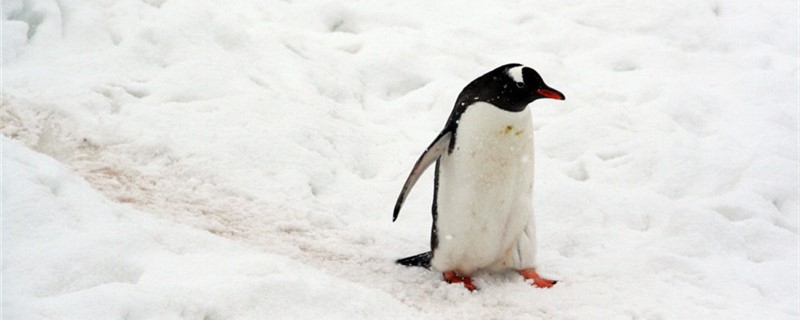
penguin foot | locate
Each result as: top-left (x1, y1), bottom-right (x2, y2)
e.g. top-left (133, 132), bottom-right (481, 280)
top-left (518, 268), bottom-right (557, 288)
top-left (443, 271), bottom-right (477, 291)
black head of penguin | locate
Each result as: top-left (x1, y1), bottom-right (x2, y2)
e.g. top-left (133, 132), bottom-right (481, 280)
top-left (453, 63), bottom-right (565, 113)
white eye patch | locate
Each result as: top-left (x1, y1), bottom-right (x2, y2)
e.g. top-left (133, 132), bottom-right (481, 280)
top-left (507, 66), bottom-right (525, 84)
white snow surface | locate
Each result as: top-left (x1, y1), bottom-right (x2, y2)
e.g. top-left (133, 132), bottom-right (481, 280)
top-left (2, 0), bottom-right (798, 319)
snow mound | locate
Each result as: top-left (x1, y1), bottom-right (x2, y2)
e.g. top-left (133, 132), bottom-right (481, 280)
top-left (3, 138), bottom-right (419, 319)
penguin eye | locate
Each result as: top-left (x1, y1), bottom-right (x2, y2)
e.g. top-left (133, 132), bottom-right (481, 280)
top-left (515, 82), bottom-right (525, 88)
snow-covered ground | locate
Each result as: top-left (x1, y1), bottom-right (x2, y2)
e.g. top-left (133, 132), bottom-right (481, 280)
top-left (2, 0), bottom-right (798, 319)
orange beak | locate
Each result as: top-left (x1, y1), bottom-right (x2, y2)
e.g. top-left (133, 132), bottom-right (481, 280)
top-left (536, 88), bottom-right (565, 100)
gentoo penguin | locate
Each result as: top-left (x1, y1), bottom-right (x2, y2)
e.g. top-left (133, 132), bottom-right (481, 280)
top-left (393, 63), bottom-right (564, 291)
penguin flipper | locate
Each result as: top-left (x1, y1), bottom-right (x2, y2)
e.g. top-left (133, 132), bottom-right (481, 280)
top-left (393, 131), bottom-right (452, 221)
top-left (396, 251), bottom-right (432, 268)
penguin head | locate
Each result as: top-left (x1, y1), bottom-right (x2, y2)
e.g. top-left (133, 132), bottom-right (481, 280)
top-left (456, 63), bottom-right (565, 112)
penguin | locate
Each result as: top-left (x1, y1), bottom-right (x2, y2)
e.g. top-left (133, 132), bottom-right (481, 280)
top-left (393, 63), bottom-right (564, 291)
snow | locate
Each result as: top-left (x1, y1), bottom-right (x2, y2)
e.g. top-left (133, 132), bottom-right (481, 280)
top-left (2, 0), bottom-right (798, 319)
top-left (2, 138), bottom-right (420, 319)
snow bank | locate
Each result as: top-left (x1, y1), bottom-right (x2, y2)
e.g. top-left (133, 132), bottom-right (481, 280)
top-left (2, 0), bottom-right (798, 318)
top-left (2, 138), bottom-right (419, 319)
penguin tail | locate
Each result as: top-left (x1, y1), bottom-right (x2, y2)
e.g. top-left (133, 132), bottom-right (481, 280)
top-left (396, 251), bottom-right (432, 268)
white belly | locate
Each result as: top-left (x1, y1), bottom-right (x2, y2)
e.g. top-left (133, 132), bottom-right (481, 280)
top-left (431, 102), bottom-right (536, 275)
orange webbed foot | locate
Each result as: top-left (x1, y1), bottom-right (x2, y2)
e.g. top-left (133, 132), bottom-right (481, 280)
top-left (519, 268), bottom-right (557, 288)
top-left (443, 271), bottom-right (478, 291)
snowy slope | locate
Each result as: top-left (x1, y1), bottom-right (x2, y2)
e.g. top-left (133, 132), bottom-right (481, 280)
top-left (3, 0), bottom-right (799, 319)
top-left (3, 137), bottom-right (420, 319)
